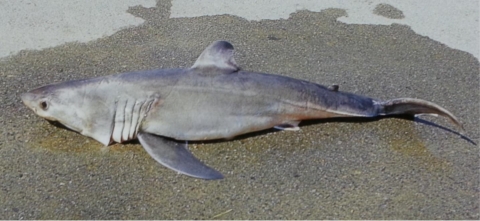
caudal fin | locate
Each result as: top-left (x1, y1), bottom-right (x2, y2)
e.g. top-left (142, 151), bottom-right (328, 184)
top-left (377, 98), bottom-right (463, 130)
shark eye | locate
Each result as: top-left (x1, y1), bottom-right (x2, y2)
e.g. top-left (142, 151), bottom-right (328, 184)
top-left (40, 101), bottom-right (48, 110)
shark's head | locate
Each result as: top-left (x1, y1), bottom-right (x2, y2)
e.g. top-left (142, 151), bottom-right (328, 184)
top-left (22, 80), bottom-right (115, 146)
top-left (21, 84), bottom-right (84, 133)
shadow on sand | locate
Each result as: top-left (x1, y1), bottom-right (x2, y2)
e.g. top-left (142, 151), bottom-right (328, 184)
top-left (47, 114), bottom-right (475, 146)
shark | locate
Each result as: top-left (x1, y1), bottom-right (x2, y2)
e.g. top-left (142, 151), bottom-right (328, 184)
top-left (21, 41), bottom-right (463, 180)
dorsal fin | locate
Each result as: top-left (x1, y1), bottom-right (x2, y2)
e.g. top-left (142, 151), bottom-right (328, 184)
top-left (328, 84), bottom-right (339, 92)
top-left (191, 41), bottom-right (239, 72)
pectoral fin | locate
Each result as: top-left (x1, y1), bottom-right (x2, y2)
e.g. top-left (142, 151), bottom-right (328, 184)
top-left (137, 132), bottom-right (223, 180)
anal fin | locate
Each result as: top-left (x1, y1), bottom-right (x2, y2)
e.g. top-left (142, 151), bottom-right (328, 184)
top-left (137, 132), bottom-right (223, 180)
top-left (274, 120), bottom-right (301, 131)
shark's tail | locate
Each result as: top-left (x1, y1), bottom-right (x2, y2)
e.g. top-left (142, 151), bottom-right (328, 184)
top-left (376, 98), bottom-right (463, 130)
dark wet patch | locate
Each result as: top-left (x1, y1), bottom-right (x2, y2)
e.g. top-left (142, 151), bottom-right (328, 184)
top-left (377, 118), bottom-right (453, 173)
top-left (26, 120), bottom-right (142, 154)
top-left (373, 4), bottom-right (405, 19)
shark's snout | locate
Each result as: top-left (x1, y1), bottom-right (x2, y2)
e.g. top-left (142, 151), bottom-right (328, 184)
top-left (21, 92), bottom-right (29, 103)
top-left (20, 92), bottom-right (39, 113)
top-left (21, 92), bottom-right (34, 105)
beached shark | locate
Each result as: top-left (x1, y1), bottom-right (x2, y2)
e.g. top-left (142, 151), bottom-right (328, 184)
top-left (21, 41), bottom-right (462, 180)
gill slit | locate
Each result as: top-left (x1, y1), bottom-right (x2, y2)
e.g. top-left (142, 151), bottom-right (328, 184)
top-left (119, 99), bottom-right (128, 142)
top-left (146, 98), bottom-right (155, 114)
top-left (133, 100), bottom-right (145, 139)
top-left (110, 99), bottom-right (118, 144)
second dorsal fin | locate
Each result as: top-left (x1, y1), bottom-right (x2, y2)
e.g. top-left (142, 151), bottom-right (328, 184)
top-left (328, 84), bottom-right (339, 92)
top-left (191, 41), bottom-right (239, 72)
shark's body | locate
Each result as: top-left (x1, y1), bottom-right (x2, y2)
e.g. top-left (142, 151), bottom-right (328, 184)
top-left (21, 41), bottom-right (462, 179)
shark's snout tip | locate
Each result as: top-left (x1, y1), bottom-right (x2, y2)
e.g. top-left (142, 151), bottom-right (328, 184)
top-left (20, 92), bottom-right (31, 103)
top-left (20, 92), bottom-right (37, 109)
top-left (20, 92), bottom-right (28, 102)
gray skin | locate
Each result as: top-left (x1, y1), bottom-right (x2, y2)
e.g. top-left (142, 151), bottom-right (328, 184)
top-left (21, 41), bottom-right (462, 180)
